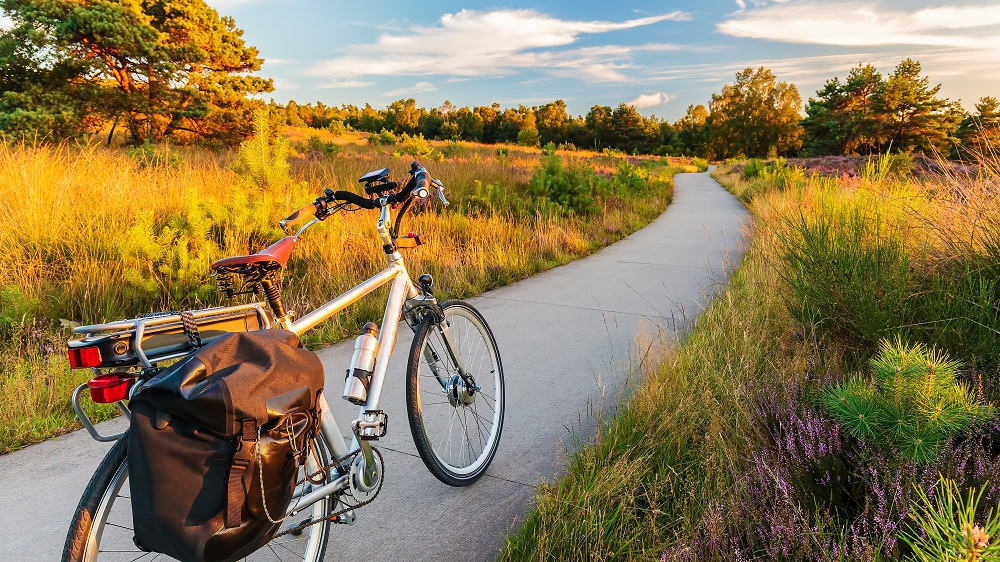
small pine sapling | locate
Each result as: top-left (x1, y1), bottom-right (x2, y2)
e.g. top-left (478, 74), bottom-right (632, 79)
top-left (821, 338), bottom-right (991, 462)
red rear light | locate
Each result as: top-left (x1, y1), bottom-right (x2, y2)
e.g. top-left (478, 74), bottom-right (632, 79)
top-left (87, 374), bottom-right (134, 403)
top-left (68, 346), bottom-right (102, 369)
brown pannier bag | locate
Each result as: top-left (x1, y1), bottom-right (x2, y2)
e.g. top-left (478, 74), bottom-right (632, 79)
top-left (128, 330), bottom-right (325, 562)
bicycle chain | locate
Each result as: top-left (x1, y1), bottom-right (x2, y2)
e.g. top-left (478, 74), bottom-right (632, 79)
top-left (272, 447), bottom-right (384, 538)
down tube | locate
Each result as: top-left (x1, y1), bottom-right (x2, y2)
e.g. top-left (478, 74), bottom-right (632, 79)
top-left (358, 271), bottom-right (412, 414)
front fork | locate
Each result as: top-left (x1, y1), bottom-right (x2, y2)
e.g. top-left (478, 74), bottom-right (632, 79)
top-left (402, 290), bottom-right (470, 389)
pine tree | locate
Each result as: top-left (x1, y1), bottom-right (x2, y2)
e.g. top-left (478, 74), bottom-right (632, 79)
top-left (0, 0), bottom-right (272, 143)
top-left (875, 58), bottom-right (962, 154)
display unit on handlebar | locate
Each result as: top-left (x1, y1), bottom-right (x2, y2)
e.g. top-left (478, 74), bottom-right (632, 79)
top-left (62, 160), bottom-right (505, 562)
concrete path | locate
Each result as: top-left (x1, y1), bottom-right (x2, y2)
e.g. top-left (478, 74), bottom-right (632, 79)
top-left (0, 170), bottom-right (747, 561)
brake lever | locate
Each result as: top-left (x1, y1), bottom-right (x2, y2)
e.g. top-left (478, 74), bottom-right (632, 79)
top-left (431, 178), bottom-right (449, 206)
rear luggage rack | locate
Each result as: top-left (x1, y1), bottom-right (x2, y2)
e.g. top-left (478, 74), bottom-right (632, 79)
top-left (70, 302), bottom-right (273, 370)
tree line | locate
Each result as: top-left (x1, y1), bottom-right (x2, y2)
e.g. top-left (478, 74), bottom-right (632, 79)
top-left (278, 60), bottom-right (998, 159)
top-left (0, 1), bottom-right (995, 157)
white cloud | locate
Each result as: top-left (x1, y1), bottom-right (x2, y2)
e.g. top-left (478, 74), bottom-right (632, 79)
top-left (312, 9), bottom-right (689, 83)
top-left (629, 92), bottom-right (671, 109)
top-left (718, 1), bottom-right (1000, 54)
top-left (0, 14), bottom-right (12, 30)
top-left (318, 80), bottom-right (375, 89)
top-left (383, 81), bottom-right (438, 97)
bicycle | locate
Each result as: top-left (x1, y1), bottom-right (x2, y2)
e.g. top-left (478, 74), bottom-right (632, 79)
top-left (62, 161), bottom-right (505, 561)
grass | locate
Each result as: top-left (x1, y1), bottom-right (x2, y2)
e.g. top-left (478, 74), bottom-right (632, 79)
top-left (0, 130), bottom-right (702, 453)
top-left (501, 150), bottom-right (1000, 560)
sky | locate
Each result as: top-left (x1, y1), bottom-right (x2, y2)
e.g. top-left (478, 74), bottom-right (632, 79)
top-left (205, 0), bottom-right (1000, 121)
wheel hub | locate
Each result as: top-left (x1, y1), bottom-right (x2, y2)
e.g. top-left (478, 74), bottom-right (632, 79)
top-left (447, 374), bottom-right (477, 406)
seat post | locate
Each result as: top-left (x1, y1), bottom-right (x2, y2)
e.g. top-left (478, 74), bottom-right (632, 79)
top-left (259, 277), bottom-right (287, 321)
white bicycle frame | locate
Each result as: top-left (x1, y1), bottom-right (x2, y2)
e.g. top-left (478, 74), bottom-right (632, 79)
top-left (69, 196), bottom-right (463, 520)
top-left (273, 200), bottom-right (462, 517)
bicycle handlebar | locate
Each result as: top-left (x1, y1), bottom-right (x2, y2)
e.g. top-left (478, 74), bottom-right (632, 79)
top-left (280, 161), bottom-right (448, 234)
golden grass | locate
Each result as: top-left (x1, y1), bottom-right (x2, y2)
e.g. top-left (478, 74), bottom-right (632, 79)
top-left (501, 153), bottom-right (1000, 560)
top-left (0, 136), bottom-right (694, 452)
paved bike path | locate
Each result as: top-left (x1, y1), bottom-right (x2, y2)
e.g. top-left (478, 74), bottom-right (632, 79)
top-left (0, 170), bottom-right (748, 561)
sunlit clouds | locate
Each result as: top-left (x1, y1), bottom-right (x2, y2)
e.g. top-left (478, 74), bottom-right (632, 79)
top-left (629, 92), bottom-right (671, 109)
top-left (718, 1), bottom-right (1000, 53)
top-left (312, 9), bottom-right (690, 83)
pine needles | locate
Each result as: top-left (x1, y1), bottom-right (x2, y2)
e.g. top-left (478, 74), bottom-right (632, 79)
top-left (821, 338), bottom-right (991, 462)
top-left (905, 476), bottom-right (1000, 562)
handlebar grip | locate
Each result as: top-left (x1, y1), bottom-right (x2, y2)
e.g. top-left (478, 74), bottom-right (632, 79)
top-left (333, 190), bottom-right (379, 209)
top-left (280, 202), bottom-right (317, 231)
top-left (414, 177), bottom-right (429, 199)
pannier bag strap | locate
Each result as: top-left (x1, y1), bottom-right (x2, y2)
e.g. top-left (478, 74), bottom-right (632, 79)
top-left (180, 311), bottom-right (203, 348)
top-left (226, 419), bottom-right (258, 528)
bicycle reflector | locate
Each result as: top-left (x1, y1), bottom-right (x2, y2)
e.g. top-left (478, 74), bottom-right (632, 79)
top-left (87, 373), bottom-right (134, 403)
top-left (67, 346), bottom-right (102, 369)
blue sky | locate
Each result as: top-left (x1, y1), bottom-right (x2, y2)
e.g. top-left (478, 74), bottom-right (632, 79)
top-left (206, 0), bottom-right (1000, 121)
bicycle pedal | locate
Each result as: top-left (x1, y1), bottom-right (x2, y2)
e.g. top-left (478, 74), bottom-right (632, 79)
top-left (354, 410), bottom-right (388, 440)
top-left (332, 510), bottom-right (356, 525)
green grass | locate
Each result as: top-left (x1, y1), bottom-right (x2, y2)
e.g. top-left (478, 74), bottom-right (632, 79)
top-left (0, 131), bottom-right (701, 453)
top-left (501, 151), bottom-right (1000, 560)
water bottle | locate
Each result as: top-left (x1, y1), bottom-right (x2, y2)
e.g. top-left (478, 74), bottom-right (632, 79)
top-left (343, 322), bottom-right (378, 405)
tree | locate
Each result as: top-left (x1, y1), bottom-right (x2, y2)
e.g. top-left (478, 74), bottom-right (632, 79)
top-left (585, 105), bottom-right (612, 150)
top-left (453, 106), bottom-right (484, 141)
top-left (875, 58), bottom-right (961, 153)
top-left (535, 100), bottom-right (569, 145)
top-left (383, 98), bottom-right (423, 134)
top-left (358, 103), bottom-right (382, 132)
top-left (956, 96), bottom-right (999, 153)
top-left (708, 67), bottom-right (803, 158)
top-left (674, 104), bottom-right (710, 157)
top-left (609, 103), bottom-right (653, 153)
top-left (802, 65), bottom-right (886, 155)
top-left (0, 0), bottom-right (273, 143)
top-left (475, 103), bottom-right (501, 143)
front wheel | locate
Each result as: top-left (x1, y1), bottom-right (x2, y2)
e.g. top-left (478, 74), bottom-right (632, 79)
top-left (62, 431), bottom-right (336, 562)
top-left (406, 300), bottom-right (505, 486)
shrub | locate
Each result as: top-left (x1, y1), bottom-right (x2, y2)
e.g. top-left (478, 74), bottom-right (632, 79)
top-left (327, 118), bottom-right (348, 136)
top-left (367, 128), bottom-right (398, 146)
top-left (821, 338), bottom-right (991, 462)
top-left (304, 134), bottom-right (340, 156)
top-left (234, 108), bottom-right (295, 191)
top-left (526, 144), bottom-right (603, 216)
top-left (398, 132), bottom-right (433, 157)
top-left (441, 138), bottom-right (467, 158)
top-left (516, 127), bottom-right (540, 147)
top-left (125, 140), bottom-right (181, 169)
top-left (495, 146), bottom-right (510, 163)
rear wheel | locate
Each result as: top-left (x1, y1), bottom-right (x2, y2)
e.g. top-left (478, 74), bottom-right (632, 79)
top-left (406, 300), bottom-right (505, 486)
top-left (62, 431), bottom-right (335, 562)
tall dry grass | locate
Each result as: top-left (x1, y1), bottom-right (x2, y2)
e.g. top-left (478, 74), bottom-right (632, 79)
top-left (0, 136), bottom-right (694, 452)
top-left (501, 151), bottom-right (1000, 560)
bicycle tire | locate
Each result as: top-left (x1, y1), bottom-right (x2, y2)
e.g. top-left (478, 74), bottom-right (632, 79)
top-left (406, 300), bottom-right (505, 486)
top-left (62, 430), bottom-right (336, 562)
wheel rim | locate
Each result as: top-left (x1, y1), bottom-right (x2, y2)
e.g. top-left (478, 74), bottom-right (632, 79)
top-left (415, 306), bottom-right (503, 477)
top-left (82, 440), bottom-right (333, 561)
